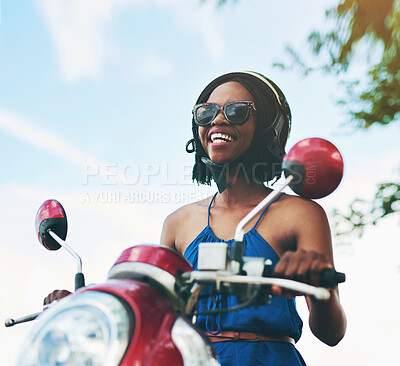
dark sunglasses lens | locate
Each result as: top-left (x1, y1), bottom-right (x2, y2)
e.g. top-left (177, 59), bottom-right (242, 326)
top-left (226, 103), bottom-right (251, 124)
top-left (195, 105), bottom-right (217, 125)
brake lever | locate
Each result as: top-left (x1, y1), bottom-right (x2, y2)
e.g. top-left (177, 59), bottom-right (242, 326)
top-left (4, 301), bottom-right (59, 327)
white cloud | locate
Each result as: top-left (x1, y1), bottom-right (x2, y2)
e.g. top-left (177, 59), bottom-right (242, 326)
top-left (35, 0), bottom-right (118, 82)
top-left (154, 0), bottom-right (224, 61)
top-left (0, 108), bottom-right (128, 184)
top-left (35, 0), bottom-right (224, 83)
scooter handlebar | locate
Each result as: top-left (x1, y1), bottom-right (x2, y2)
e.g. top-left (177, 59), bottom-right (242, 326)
top-left (4, 301), bottom-right (59, 328)
top-left (5, 312), bottom-right (40, 327)
top-left (319, 268), bottom-right (346, 288)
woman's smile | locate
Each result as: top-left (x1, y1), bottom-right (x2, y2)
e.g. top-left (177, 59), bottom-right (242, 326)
top-left (210, 132), bottom-right (234, 143)
top-left (208, 127), bottom-right (237, 146)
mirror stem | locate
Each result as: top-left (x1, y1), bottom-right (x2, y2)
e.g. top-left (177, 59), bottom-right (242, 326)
top-left (234, 175), bottom-right (293, 242)
top-left (48, 230), bottom-right (82, 273)
top-left (48, 230), bottom-right (85, 290)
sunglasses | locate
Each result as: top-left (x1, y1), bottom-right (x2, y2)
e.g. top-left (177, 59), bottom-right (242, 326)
top-left (192, 100), bottom-right (256, 126)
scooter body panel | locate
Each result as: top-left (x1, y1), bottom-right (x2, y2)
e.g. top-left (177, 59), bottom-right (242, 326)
top-left (80, 279), bottom-right (184, 365)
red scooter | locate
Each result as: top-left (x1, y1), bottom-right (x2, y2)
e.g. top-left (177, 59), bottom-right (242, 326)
top-left (6, 138), bottom-right (346, 366)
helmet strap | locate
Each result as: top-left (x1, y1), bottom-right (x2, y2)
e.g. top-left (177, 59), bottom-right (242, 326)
top-left (200, 147), bottom-right (258, 193)
top-left (201, 157), bottom-right (228, 193)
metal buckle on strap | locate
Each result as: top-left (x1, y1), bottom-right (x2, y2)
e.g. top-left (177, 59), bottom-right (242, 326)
top-left (246, 333), bottom-right (261, 342)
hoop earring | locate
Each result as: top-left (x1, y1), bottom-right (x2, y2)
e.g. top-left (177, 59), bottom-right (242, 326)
top-left (186, 138), bottom-right (195, 153)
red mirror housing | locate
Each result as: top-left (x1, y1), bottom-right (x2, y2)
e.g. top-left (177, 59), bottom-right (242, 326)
top-left (282, 137), bottom-right (344, 199)
top-left (35, 200), bottom-right (68, 250)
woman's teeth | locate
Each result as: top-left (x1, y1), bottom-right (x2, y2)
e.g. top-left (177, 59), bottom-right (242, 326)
top-left (210, 133), bottom-right (234, 143)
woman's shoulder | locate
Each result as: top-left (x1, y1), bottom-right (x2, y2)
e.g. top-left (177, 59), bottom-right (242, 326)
top-left (274, 193), bottom-right (331, 239)
top-left (161, 196), bottom-right (213, 252)
top-left (279, 193), bottom-right (327, 216)
top-left (266, 193), bottom-right (329, 232)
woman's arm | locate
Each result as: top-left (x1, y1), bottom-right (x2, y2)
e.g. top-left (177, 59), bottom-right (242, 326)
top-left (274, 199), bottom-right (347, 346)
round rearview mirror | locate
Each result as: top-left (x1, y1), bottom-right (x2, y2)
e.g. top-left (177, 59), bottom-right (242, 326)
top-left (282, 137), bottom-right (344, 199)
top-left (35, 200), bottom-right (68, 250)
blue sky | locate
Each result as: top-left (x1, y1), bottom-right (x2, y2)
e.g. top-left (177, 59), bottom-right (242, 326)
top-left (0, 1), bottom-right (399, 365)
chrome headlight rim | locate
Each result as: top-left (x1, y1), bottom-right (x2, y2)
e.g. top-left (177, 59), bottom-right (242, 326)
top-left (171, 317), bottom-right (220, 366)
top-left (16, 291), bottom-right (133, 366)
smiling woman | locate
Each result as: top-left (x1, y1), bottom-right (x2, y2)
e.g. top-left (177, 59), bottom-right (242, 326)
top-left (198, 83), bottom-right (257, 165)
top-left (161, 71), bottom-right (346, 366)
top-left (186, 71), bottom-right (290, 193)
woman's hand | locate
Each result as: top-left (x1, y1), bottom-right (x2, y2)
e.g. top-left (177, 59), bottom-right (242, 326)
top-left (271, 249), bottom-right (333, 297)
top-left (43, 289), bottom-right (72, 306)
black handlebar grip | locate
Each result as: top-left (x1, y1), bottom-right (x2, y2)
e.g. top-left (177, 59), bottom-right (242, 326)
top-left (319, 268), bottom-right (346, 288)
top-left (75, 272), bottom-right (85, 290)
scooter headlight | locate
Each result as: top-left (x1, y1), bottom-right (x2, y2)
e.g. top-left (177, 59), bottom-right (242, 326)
top-left (16, 291), bottom-right (131, 366)
top-left (171, 317), bottom-right (220, 366)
